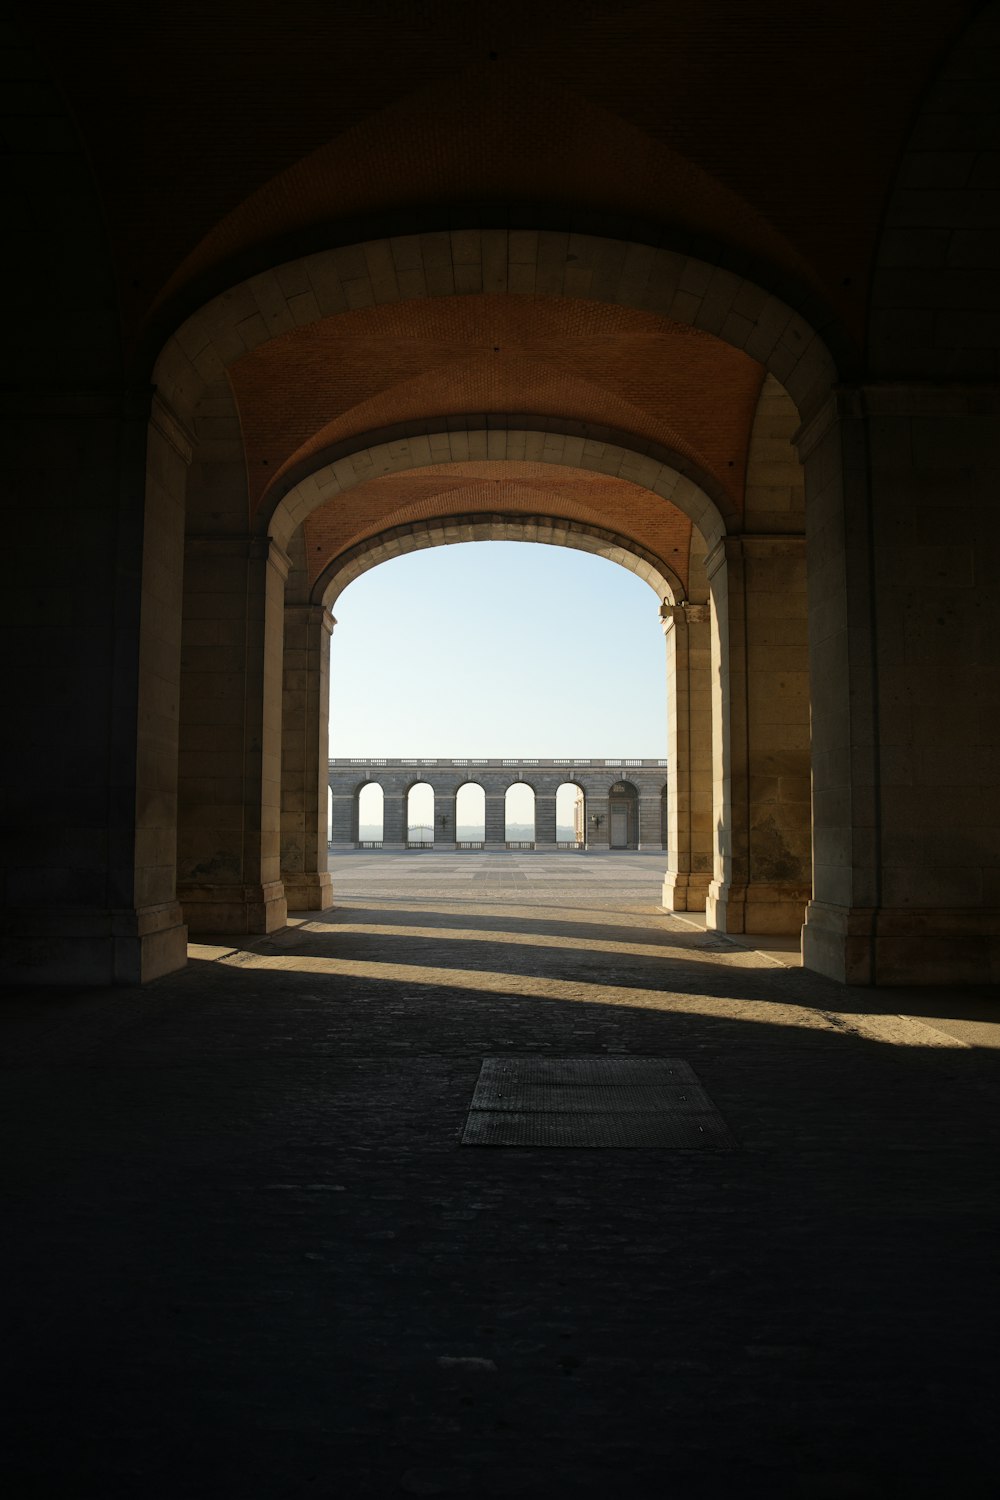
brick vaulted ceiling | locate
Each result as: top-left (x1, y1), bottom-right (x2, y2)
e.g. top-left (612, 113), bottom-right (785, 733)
top-left (28, 0), bottom-right (973, 351)
top-left (19, 0), bottom-right (973, 583)
top-left (301, 471), bottom-right (696, 594)
top-left (231, 298), bottom-right (765, 516)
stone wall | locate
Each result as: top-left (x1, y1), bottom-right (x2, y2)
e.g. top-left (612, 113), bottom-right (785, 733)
top-left (329, 759), bottom-right (668, 850)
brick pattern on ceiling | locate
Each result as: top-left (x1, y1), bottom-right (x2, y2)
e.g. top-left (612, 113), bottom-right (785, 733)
top-left (226, 295), bottom-right (764, 515)
top-left (301, 471), bottom-right (694, 593)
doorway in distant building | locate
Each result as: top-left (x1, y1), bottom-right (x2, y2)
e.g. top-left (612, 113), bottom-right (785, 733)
top-left (608, 781), bottom-right (638, 849)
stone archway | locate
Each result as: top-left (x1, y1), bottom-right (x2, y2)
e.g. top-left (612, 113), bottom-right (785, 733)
top-left (608, 781), bottom-right (639, 849)
top-left (155, 232), bottom-right (836, 432)
top-left (146, 231), bottom-right (824, 967)
top-left (312, 511), bottom-right (687, 612)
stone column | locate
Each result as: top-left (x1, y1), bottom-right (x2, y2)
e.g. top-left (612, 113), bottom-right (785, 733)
top-left (436, 788), bottom-right (458, 849)
top-left (130, 398), bottom-right (190, 976)
top-left (177, 535), bottom-right (288, 934)
top-left (585, 793), bottom-right (610, 849)
top-left (661, 603), bottom-right (713, 908)
top-left (705, 537), bottom-right (811, 936)
top-left (799, 386), bottom-right (1000, 985)
top-left (330, 785), bottom-right (355, 846)
top-left (485, 787), bottom-right (506, 848)
top-left (535, 791), bottom-right (557, 848)
top-left (637, 794), bottom-right (663, 851)
top-left (382, 787), bottom-right (407, 849)
top-left (1, 394), bottom-right (192, 984)
top-left (280, 604), bottom-right (336, 910)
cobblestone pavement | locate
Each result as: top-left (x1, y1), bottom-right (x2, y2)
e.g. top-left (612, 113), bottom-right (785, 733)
top-left (3, 853), bottom-right (999, 1498)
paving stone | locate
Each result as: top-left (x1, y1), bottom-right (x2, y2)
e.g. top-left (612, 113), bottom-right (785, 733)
top-left (1, 853), bottom-right (999, 1498)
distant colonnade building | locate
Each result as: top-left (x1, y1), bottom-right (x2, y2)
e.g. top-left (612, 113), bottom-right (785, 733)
top-left (329, 758), bottom-right (669, 850)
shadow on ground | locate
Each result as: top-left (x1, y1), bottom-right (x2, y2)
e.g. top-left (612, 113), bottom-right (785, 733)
top-left (2, 884), bottom-right (999, 1499)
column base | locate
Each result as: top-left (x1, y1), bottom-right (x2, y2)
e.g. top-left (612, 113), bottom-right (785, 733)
top-left (0, 901), bottom-right (188, 986)
top-left (706, 880), bottom-right (810, 936)
top-left (802, 900), bottom-right (1000, 986)
top-left (662, 870), bottom-right (711, 912)
top-left (283, 871), bottom-right (334, 912)
top-left (179, 881), bottom-right (287, 935)
top-left (638, 842), bottom-right (666, 853)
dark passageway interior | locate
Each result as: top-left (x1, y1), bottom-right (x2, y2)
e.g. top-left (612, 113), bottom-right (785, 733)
top-left (4, 855), bottom-right (998, 1497)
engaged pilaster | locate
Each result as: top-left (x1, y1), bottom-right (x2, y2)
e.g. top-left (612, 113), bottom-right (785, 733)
top-left (660, 603), bottom-right (713, 907)
top-left (436, 789), bottom-right (458, 849)
top-left (585, 794), bottom-right (610, 849)
top-left (798, 384), bottom-right (1000, 984)
top-left (704, 538), bottom-right (811, 936)
top-left (382, 790), bottom-right (407, 849)
top-left (280, 604), bottom-right (336, 911)
top-left (484, 788), bottom-right (506, 847)
top-left (177, 535), bottom-right (289, 934)
top-left (535, 791), bottom-right (557, 848)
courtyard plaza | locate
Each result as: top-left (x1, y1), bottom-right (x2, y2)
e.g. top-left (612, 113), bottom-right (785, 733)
top-left (3, 851), bottom-right (999, 1497)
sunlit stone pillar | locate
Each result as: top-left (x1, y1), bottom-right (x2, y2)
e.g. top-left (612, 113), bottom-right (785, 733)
top-left (637, 794), bottom-right (663, 851)
top-left (177, 536), bottom-right (288, 934)
top-left (585, 793), bottom-right (610, 849)
top-left (535, 791), bottom-right (557, 848)
top-left (382, 790), bottom-right (406, 849)
top-left (660, 604), bottom-right (713, 907)
top-left (436, 788), bottom-right (458, 850)
top-left (485, 787), bottom-right (506, 847)
top-left (330, 787), bottom-right (355, 847)
top-left (280, 604), bottom-right (336, 910)
top-left (704, 537), bottom-right (812, 935)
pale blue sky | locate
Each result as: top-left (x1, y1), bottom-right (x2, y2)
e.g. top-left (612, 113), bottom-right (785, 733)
top-left (329, 542), bottom-right (667, 757)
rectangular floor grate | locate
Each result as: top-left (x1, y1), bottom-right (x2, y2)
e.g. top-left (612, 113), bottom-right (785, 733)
top-left (471, 1082), bottom-right (717, 1113)
top-left (477, 1056), bottom-right (699, 1086)
top-left (461, 1055), bottom-right (736, 1149)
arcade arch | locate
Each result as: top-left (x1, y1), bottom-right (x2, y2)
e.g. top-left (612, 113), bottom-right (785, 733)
top-left (505, 783), bottom-right (536, 847)
top-left (356, 782), bottom-right (384, 844)
top-left (556, 783), bottom-right (586, 847)
top-left (155, 233), bottom-right (837, 433)
top-left (406, 783), bottom-right (435, 846)
top-left (128, 207), bottom-right (839, 982)
top-left (608, 782), bottom-right (639, 850)
top-left (153, 256), bottom-right (817, 968)
top-left (456, 783), bottom-right (486, 847)
top-left (313, 513), bottom-right (689, 616)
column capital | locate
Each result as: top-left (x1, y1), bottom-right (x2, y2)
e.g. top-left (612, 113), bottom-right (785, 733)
top-left (284, 602), bottom-right (336, 635)
top-left (184, 532), bottom-right (292, 579)
top-left (660, 601), bottom-right (710, 631)
top-left (704, 535), bottom-right (805, 579)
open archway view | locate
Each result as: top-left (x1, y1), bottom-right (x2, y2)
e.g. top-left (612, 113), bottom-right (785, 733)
top-left (328, 542), bottom-right (669, 760)
top-left (327, 541), bottom-right (678, 859)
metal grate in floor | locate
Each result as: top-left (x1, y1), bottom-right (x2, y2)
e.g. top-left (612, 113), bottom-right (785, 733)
top-left (477, 1056), bottom-right (698, 1086)
top-left (472, 1082), bottom-right (716, 1113)
top-left (461, 1055), bottom-right (736, 1149)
